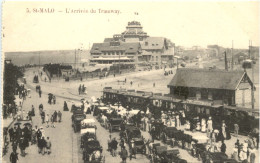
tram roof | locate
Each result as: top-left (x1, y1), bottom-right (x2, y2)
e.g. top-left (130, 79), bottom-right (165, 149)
top-left (149, 95), bottom-right (182, 103)
top-left (224, 106), bottom-right (259, 113)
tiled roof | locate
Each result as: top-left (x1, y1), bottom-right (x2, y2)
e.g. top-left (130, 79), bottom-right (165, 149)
top-left (90, 42), bottom-right (141, 54)
top-left (168, 68), bottom-right (247, 90)
top-left (141, 37), bottom-right (165, 50)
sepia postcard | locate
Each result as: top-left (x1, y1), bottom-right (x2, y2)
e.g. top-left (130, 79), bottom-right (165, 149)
top-left (1, 1), bottom-right (259, 163)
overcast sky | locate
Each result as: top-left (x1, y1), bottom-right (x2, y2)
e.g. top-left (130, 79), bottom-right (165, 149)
top-left (2, 1), bottom-right (259, 52)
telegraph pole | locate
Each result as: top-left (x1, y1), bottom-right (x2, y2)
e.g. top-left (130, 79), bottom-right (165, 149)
top-left (250, 40), bottom-right (255, 109)
top-left (75, 49), bottom-right (77, 70)
top-left (38, 52), bottom-right (41, 68)
top-left (231, 40), bottom-right (234, 70)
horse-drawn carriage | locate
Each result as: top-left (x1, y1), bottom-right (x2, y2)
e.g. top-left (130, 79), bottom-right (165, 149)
top-left (150, 144), bottom-right (186, 163)
top-left (125, 125), bottom-right (142, 142)
top-left (150, 120), bottom-right (164, 140)
top-left (107, 118), bottom-right (123, 133)
top-left (82, 140), bottom-right (105, 163)
top-left (130, 138), bottom-right (146, 154)
top-left (71, 102), bottom-right (83, 113)
top-left (80, 119), bottom-right (97, 149)
top-left (71, 109), bottom-right (86, 133)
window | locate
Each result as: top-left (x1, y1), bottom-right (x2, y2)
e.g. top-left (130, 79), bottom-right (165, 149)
top-left (145, 42), bottom-right (148, 46)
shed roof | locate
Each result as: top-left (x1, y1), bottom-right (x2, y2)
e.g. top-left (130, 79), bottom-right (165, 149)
top-left (168, 68), bottom-right (248, 90)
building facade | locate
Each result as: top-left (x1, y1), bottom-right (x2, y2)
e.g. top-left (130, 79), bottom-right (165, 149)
top-left (90, 21), bottom-right (175, 65)
top-left (167, 68), bottom-right (254, 108)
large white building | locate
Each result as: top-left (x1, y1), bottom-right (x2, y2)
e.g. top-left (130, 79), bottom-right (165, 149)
top-left (90, 21), bottom-right (175, 66)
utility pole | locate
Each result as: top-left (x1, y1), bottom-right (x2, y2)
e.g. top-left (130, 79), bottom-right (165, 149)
top-left (231, 40), bottom-right (234, 70)
top-left (75, 49), bottom-right (77, 70)
top-left (119, 51), bottom-right (121, 74)
top-left (224, 51), bottom-right (228, 71)
top-left (250, 40), bottom-right (255, 110)
top-left (38, 52), bottom-right (41, 68)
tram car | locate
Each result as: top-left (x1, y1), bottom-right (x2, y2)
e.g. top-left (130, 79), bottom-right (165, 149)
top-left (102, 87), bottom-right (259, 137)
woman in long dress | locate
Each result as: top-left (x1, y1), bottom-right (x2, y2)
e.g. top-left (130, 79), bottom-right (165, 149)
top-left (201, 118), bottom-right (206, 132)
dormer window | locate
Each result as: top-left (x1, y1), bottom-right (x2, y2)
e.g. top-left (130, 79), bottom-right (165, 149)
top-left (95, 47), bottom-right (99, 50)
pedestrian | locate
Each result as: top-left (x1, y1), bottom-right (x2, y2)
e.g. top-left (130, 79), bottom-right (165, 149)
top-left (46, 137), bottom-right (52, 154)
top-left (12, 140), bottom-right (18, 153)
top-left (207, 117), bottom-right (213, 137)
top-left (10, 151), bottom-right (19, 163)
top-left (63, 101), bottom-right (69, 111)
top-left (53, 111), bottom-right (57, 122)
top-left (19, 137), bottom-right (26, 157)
top-left (120, 146), bottom-right (128, 163)
top-left (31, 128), bottom-right (37, 145)
top-left (221, 141), bottom-right (226, 154)
top-left (31, 105), bottom-right (35, 116)
top-left (51, 114), bottom-right (55, 128)
top-left (36, 129), bottom-right (42, 144)
top-left (41, 136), bottom-right (47, 155)
top-left (129, 140), bottom-right (136, 160)
top-left (45, 114), bottom-right (50, 127)
top-left (111, 138), bottom-right (118, 157)
top-left (38, 137), bottom-right (43, 154)
top-left (39, 90), bottom-right (42, 98)
top-left (57, 111), bottom-right (62, 122)
top-left (249, 148), bottom-right (256, 163)
top-left (41, 111), bottom-right (45, 124)
top-left (107, 135), bottom-right (112, 153)
top-left (53, 96), bottom-right (56, 104)
top-left (153, 82), bottom-right (155, 87)
top-left (9, 127), bottom-right (14, 142)
top-left (78, 85), bottom-right (81, 95)
top-left (120, 139), bottom-right (125, 150)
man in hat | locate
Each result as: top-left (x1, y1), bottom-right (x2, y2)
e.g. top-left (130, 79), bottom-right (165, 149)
top-left (10, 151), bottom-right (19, 163)
top-left (57, 111), bottom-right (62, 122)
top-left (221, 141), bottom-right (226, 154)
top-left (111, 138), bottom-right (118, 157)
top-left (53, 111), bottom-right (58, 122)
top-left (120, 146), bottom-right (128, 163)
top-left (107, 135), bottom-right (112, 153)
top-left (46, 137), bottom-right (52, 154)
top-left (41, 110), bottom-right (45, 124)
